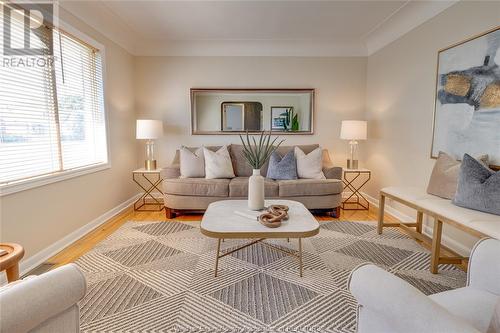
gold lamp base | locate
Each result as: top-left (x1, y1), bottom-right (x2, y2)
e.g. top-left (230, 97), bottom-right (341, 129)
top-left (347, 159), bottom-right (358, 169)
top-left (145, 159), bottom-right (157, 170)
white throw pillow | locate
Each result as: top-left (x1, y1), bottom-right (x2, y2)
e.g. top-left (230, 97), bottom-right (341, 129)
top-left (294, 146), bottom-right (326, 179)
top-left (180, 146), bottom-right (205, 178)
top-left (203, 146), bottom-right (235, 179)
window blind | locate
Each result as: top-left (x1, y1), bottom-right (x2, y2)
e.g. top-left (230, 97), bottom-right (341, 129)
top-left (0, 7), bottom-right (108, 185)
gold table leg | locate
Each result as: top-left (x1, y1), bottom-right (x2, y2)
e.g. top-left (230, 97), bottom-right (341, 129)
top-left (299, 238), bottom-right (303, 277)
top-left (215, 238), bottom-right (221, 277)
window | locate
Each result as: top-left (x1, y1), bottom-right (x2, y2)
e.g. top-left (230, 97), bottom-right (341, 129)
top-left (0, 7), bottom-right (108, 193)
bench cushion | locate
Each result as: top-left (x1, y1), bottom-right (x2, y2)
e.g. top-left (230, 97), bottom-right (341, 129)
top-left (279, 179), bottom-right (343, 197)
top-left (164, 178), bottom-right (230, 197)
top-left (381, 187), bottom-right (500, 239)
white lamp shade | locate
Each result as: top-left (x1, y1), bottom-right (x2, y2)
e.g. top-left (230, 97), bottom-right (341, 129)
top-left (136, 119), bottom-right (163, 139)
top-left (340, 120), bottom-right (367, 140)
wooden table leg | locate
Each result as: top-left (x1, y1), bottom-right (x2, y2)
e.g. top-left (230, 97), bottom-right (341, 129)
top-left (6, 264), bottom-right (20, 282)
top-left (430, 219), bottom-right (443, 274)
top-left (377, 194), bottom-right (386, 235)
top-left (214, 238), bottom-right (221, 277)
top-left (298, 238), bottom-right (303, 277)
top-left (416, 211), bottom-right (423, 234)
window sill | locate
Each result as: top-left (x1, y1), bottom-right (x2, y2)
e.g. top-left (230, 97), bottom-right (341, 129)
top-left (0, 163), bottom-right (111, 197)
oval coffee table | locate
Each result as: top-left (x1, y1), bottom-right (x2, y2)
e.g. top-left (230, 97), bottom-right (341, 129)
top-left (201, 200), bottom-right (319, 277)
top-left (0, 243), bottom-right (24, 282)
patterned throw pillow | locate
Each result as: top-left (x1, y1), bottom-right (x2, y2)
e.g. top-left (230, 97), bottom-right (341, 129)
top-left (266, 150), bottom-right (297, 180)
top-left (452, 154), bottom-right (500, 216)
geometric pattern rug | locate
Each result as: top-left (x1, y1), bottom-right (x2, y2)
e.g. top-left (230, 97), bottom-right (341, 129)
top-left (75, 220), bottom-right (467, 333)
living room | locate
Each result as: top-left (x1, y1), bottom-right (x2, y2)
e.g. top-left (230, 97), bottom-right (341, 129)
top-left (0, 1), bottom-right (499, 332)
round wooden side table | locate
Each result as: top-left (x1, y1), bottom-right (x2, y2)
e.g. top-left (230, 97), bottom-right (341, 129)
top-left (0, 243), bottom-right (24, 282)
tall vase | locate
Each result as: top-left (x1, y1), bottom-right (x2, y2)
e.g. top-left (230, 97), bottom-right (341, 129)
top-left (248, 169), bottom-right (265, 210)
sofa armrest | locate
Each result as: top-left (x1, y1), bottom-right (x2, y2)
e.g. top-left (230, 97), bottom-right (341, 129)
top-left (161, 163), bottom-right (181, 179)
top-left (0, 263), bottom-right (86, 333)
top-left (323, 166), bottom-right (342, 180)
top-left (468, 238), bottom-right (500, 295)
top-left (349, 264), bottom-right (479, 333)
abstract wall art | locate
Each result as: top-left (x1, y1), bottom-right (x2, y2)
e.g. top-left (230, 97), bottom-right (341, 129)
top-left (432, 27), bottom-right (500, 167)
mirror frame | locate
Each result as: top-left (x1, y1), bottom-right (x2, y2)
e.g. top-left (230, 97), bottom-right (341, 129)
top-left (190, 88), bottom-right (315, 135)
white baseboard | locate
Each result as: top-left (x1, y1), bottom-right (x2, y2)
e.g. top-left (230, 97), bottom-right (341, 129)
top-left (1, 193), bottom-right (141, 285)
top-left (362, 192), bottom-right (470, 256)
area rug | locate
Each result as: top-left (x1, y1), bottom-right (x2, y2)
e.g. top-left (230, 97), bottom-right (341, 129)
top-left (75, 220), bottom-right (466, 333)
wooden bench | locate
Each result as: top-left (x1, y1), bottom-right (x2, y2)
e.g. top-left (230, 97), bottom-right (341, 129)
top-left (378, 187), bottom-right (500, 273)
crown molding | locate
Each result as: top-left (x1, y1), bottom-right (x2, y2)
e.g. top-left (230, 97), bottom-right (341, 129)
top-left (60, 0), bottom-right (459, 57)
top-left (134, 39), bottom-right (367, 57)
top-left (365, 0), bottom-right (459, 55)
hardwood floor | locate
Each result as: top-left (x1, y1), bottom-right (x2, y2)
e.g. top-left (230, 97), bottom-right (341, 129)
top-left (44, 205), bottom-right (400, 270)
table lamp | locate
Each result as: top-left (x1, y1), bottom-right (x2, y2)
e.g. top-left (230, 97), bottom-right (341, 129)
top-left (340, 120), bottom-right (367, 169)
top-left (136, 119), bottom-right (163, 170)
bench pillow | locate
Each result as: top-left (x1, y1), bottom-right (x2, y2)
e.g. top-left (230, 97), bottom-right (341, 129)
top-left (427, 151), bottom-right (489, 199)
top-left (452, 154), bottom-right (500, 216)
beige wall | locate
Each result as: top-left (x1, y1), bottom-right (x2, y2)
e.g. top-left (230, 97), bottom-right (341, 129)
top-left (0, 8), bottom-right (138, 262)
top-left (134, 56), bottom-right (367, 167)
top-left (364, 1), bottom-right (500, 253)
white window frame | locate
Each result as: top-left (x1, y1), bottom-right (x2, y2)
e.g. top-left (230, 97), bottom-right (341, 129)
top-left (0, 18), bottom-right (111, 197)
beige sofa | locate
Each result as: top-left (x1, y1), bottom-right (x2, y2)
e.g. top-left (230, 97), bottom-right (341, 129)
top-left (162, 144), bottom-right (343, 218)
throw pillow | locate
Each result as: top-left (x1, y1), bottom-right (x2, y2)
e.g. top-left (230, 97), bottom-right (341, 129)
top-left (294, 146), bottom-right (326, 179)
top-left (266, 150), bottom-right (298, 180)
top-left (452, 154), bottom-right (500, 215)
top-left (179, 146), bottom-right (205, 178)
top-left (427, 151), bottom-right (489, 199)
top-left (203, 146), bottom-right (235, 179)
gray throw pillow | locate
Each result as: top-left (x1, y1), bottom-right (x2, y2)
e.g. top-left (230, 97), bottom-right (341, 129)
top-left (452, 154), bottom-right (500, 216)
top-left (266, 150), bottom-right (298, 180)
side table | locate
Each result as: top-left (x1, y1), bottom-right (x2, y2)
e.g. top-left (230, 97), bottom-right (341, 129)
top-left (0, 243), bottom-right (24, 282)
top-left (133, 168), bottom-right (164, 211)
top-left (342, 169), bottom-right (371, 210)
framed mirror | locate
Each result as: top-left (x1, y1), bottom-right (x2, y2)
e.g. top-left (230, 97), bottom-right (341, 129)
top-left (191, 88), bottom-right (314, 135)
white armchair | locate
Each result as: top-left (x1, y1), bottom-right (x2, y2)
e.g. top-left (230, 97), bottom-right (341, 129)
top-left (0, 263), bottom-right (86, 333)
top-left (349, 238), bottom-right (500, 333)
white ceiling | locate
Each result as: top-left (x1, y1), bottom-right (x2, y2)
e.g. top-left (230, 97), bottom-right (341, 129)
top-left (60, 0), bottom-right (458, 56)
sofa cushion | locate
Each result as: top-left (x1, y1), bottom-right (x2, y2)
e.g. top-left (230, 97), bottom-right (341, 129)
top-left (279, 179), bottom-right (342, 197)
top-left (430, 287), bottom-right (498, 333)
top-left (164, 178), bottom-right (230, 197)
top-left (229, 177), bottom-right (279, 197)
top-left (229, 144), bottom-right (267, 177)
top-left (453, 154), bottom-right (500, 216)
top-left (266, 150), bottom-right (297, 180)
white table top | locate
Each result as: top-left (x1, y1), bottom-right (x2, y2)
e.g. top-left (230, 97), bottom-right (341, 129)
top-left (133, 168), bottom-right (162, 174)
top-left (201, 200), bottom-right (319, 239)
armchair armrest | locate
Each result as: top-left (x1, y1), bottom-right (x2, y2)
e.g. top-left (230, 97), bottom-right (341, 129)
top-left (468, 238), bottom-right (500, 295)
top-left (161, 163), bottom-right (180, 179)
top-left (0, 263), bottom-right (86, 333)
top-left (349, 264), bottom-right (479, 333)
